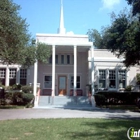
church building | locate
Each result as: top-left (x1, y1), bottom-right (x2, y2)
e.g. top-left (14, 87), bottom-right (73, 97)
top-left (0, 0), bottom-right (138, 108)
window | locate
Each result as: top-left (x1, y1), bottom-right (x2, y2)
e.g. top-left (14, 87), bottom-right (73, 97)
top-left (44, 76), bottom-right (52, 88)
top-left (61, 55), bottom-right (64, 64)
top-left (109, 70), bottom-right (116, 88)
top-left (20, 69), bottom-right (27, 79)
top-left (118, 70), bottom-right (126, 88)
top-left (0, 69), bottom-right (6, 78)
top-left (67, 55), bottom-right (70, 64)
top-left (70, 76), bottom-right (80, 88)
top-left (49, 55), bottom-right (52, 64)
top-left (99, 70), bottom-right (106, 88)
top-left (9, 69), bottom-right (16, 86)
top-left (9, 69), bottom-right (16, 79)
top-left (0, 69), bottom-right (6, 85)
top-left (55, 55), bottom-right (58, 64)
top-left (20, 69), bottom-right (27, 85)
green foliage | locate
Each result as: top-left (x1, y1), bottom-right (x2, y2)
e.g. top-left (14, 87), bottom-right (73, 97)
top-left (21, 85), bottom-right (33, 93)
top-left (136, 73), bottom-right (140, 85)
top-left (87, 28), bottom-right (107, 49)
top-left (4, 91), bottom-right (34, 105)
top-left (36, 42), bottom-right (51, 63)
top-left (4, 86), bottom-right (12, 91)
top-left (21, 42), bottom-right (51, 68)
top-left (88, 8), bottom-right (140, 67)
top-left (0, 0), bottom-right (51, 67)
top-left (126, 0), bottom-right (140, 18)
top-left (12, 84), bottom-right (22, 90)
top-left (22, 93), bottom-right (34, 105)
top-left (94, 91), bottom-right (140, 106)
top-left (21, 45), bottom-right (36, 68)
top-left (0, 0), bottom-right (30, 64)
top-left (125, 85), bottom-right (132, 91)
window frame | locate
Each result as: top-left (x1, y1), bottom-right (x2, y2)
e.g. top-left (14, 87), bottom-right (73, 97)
top-left (44, 75), bottom-right (52, 89)
top-left (70, 76), bottom-right (81, 89)
top-left (118, 70), bottom-right (126, 88)
top-left (109, 70), bottom-right (116, 88)
top-left (99, 69), bottom-right (106, 88)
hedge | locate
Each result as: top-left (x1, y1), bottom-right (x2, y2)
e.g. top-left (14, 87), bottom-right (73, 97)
top-left (4, 91), bottom-right (34, 105)
top-left (94, 91), bottom-right (140, 106)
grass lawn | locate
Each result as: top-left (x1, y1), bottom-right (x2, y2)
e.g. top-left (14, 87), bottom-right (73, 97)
top-left (0, 118), bottom-right (140, 140)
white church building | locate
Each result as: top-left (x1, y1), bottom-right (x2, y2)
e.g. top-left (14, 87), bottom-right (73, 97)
top-left (0, 0), bottom-right (138, 107)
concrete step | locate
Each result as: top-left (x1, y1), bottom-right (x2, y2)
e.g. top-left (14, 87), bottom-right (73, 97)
top-left (38, 96), bottom-right (91, 107)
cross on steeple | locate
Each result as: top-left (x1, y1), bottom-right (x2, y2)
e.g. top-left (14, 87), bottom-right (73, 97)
top-left (58, 0), bottom-right (66, 34)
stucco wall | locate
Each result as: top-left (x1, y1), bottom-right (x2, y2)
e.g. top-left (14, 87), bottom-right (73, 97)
top-left (37, 51), bottom-right (88, 95)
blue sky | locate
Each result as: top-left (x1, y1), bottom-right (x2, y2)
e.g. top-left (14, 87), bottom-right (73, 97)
top-left (13, 0), bottom-right (130, 38)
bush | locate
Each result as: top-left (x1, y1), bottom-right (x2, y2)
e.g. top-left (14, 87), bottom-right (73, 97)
top-left (21, 85), bottom-right (33, 93)
top-left (136, 73), bottom-right (140, 85)
top-left (4, 91), bottom-right (34, 105)
top-left (125, 85), bottom-right (132, 91)
top-left (94, 91), bottom-right (140, 106)
top-left (22, 93), bottom-right (34, 105)
top-left (5, 86), bottom-right (12, 91)
top-left (12, 84), bottom-right (22, 90)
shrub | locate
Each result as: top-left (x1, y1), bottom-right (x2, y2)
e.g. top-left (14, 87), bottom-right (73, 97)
top-left (136, 73), bottom-right (140, 85)
top-left (12, 84), bottom-right (22, 90)
top-left (4, 91), bottom-right (34, 105)
top-left (5, 86), bottom-right (12, 91)
top-left (94, 91), bottom-right (140, 106)
top-left (22, 93), bottom-right (34, 105)
top-left (125, 85), bottom-right (132, 91)
top-left (21, 85), bottom-right (33, 93)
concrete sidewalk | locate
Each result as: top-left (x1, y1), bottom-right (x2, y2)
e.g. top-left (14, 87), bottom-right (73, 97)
top-left (0, 108), bottom-right (140, 120)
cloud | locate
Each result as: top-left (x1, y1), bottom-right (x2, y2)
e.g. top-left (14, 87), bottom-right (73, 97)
top-left (100, 0), bottom-right (121, 10)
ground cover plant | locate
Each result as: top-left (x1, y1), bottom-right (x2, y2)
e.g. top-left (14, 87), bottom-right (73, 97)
top-left (0, 118), bottom-right (140, 140)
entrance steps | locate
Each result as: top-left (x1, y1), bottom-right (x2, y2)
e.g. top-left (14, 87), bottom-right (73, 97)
top-left (38, 96), bottom-right (92, 108)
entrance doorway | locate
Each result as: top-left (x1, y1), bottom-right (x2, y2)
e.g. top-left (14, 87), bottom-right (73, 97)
top-left (58, 76), bottom-right (67, 96)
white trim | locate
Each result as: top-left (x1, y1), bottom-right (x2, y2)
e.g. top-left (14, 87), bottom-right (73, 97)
top-left (91, 45), bottom-right (94, 95)
top-left (74, 45), bottom-right (77, 96)
top-left (36, 33), bottom-right (89, 38)
top-left (88, 57), bottom-right (124, 62)
top-left (52, 45), bottom-right (56, 96)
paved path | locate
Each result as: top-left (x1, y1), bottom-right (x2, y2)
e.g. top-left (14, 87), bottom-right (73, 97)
top-left (0, 108), bottom-right (140, 120)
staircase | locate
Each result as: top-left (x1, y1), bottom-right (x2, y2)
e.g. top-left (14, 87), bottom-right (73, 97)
top-left (38, 96), bottom-right (92, 109)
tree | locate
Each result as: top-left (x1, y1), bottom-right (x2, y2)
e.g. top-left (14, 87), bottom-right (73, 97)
top-left (126, 0), bottom-right (140, 18)
top-left (88, 8), bottom-right (140, 67)
top-left (104, 10), bottom-right (140, 67)
top-left (0, 0), bottom-right (51, 67)
top-left (87, 29), bottom-right (107, 49)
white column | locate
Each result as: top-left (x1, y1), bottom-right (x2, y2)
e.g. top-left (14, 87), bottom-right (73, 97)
top-left (106, 69), bottom-right (109, 88)
top-left (116, 68), bottom-right (118, 89)
top-left (5, 66), bottom-right (9, 86)
top-left (74, 45), bottom-right (77, 96)
top-left (52, 45), bottom-right (56, 96)
top-left (91, 45), bottom-right (94, 95)
top-left (16, 67), bottom-right (20, 84)
top-left (33, 60), bottom-right (38, 105)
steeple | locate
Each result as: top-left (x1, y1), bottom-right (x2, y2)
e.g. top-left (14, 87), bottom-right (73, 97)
top-left (58, 0), bottom-right (66, 34)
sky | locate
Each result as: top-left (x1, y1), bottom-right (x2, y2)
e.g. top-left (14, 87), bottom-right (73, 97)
top-left (13, 0), bottom-right (131, 38)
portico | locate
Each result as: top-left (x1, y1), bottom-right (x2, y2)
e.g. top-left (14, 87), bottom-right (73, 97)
top-left (33, 0), bottom-right (95, 107)
top-left (33, 39), bottom-right (94, 98)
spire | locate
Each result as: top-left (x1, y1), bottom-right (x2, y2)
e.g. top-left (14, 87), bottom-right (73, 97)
top-left (58, 0), bottom-right (66, 34)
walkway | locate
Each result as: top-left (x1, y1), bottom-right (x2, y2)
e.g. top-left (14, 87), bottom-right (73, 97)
top-left (0, 108), bottom-right (139, 120)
